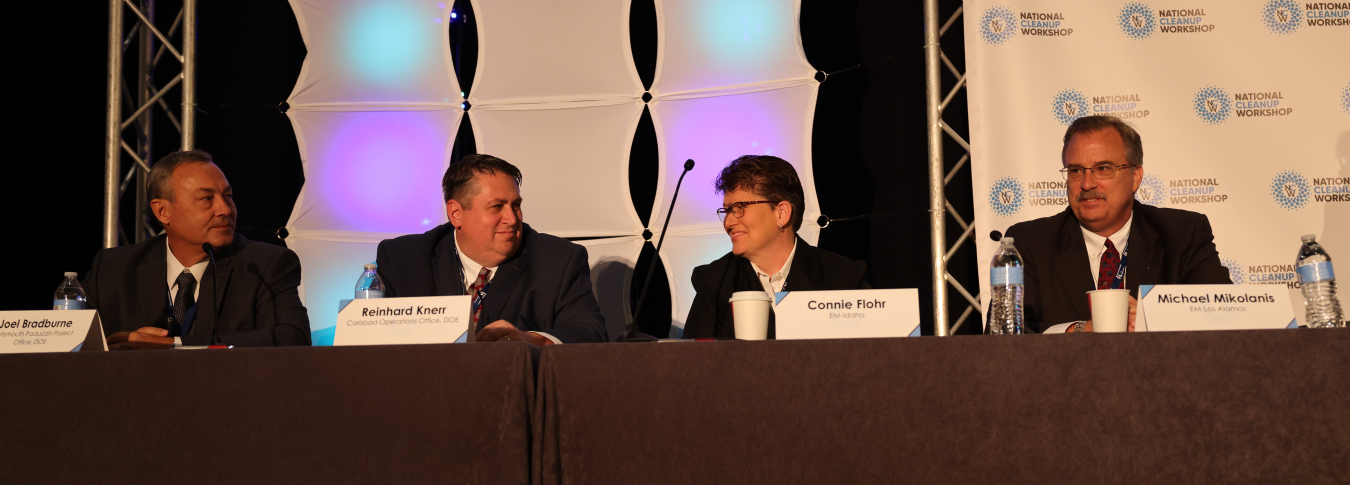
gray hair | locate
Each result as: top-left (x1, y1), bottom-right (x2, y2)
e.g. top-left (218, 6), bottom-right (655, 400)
top-left (147, 150), bottom-right (214, 201)
top-left (1061, 115), bottom-right (1144, 167)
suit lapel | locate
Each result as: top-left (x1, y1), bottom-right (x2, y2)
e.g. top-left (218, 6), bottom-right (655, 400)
top-left (195, 242), bottom-right (237, 338)
top-left (1126, 203), bottom-right (1162, 296)
top-left (783, 237), bottom-right (823, 292)
top-left (138, 237), bottom-right (169, 330)
top-left (1052, 211), bottom-right (1094, 318)
top-left (480, 230), bottom-right (530, 322)
top-left (432, 229), bottom-right (466, 297)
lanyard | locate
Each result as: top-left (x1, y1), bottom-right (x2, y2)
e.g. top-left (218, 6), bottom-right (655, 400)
top-left (1110, 247), bottom-right (1129, 290)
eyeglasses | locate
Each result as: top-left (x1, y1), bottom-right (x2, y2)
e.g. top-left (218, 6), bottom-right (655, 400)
top-left (716, 200), bottom-right (775, 223)
top-left (1060, 163), bottom-right (1136, 181)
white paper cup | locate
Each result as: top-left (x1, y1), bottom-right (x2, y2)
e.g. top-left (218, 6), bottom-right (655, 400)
top-left (1088, 289), bottom-right (1131, 333)
top-left (729, 291), bottom-right (774, 340)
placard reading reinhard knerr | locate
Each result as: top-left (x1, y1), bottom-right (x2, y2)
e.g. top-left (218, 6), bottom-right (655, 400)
top-left (334, 296), bottom-right (471, 346)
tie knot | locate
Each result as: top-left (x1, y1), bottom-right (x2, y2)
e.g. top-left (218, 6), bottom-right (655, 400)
top-left (1104, 239), bottom-right (1117, 251)
top-left (175, 270), bottom-right (196, 289)
top-left (478, 267), bottom-right (491, 278)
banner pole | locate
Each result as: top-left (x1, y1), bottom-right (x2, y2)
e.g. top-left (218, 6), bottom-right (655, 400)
top-left (924, 0), bottom-right (950, 336)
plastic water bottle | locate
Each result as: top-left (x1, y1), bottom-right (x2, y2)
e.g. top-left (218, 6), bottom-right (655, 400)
top-left (53, 272), bottom-right (87, 310)
top-left (988, 238), bottom-right (1025, 335)
top-left (1296, 234), bottom-right (1344, 328)
top-left (355, 263), bottom-right (385, 299)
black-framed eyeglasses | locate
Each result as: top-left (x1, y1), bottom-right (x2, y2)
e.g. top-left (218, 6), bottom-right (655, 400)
top-left (1060, 163), bottom-right (1136, 181)
top-left (716, 200), bottom-right (775, 223)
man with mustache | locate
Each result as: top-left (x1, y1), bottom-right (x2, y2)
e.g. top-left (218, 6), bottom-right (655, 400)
top-left (82, 150), bottom-right (312, 348)
top-left (1002, 116), bottom-right (1231, 333)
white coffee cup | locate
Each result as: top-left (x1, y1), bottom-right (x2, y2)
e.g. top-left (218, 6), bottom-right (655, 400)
top-left (1087, 289), bottom-right (1131, 333)
top-left (729, 291), bottom-right (774, 340)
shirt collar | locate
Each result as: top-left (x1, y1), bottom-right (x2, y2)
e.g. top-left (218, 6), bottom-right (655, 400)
top-left (1081, 212), bottom-right (1134, 258)
top-left (750, 240), bottom-right (798, 283)
top-left (165, 238), bottom-right (210, 292)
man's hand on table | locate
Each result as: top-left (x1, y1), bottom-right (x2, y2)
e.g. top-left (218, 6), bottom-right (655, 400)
top-left (475, 320), bottom-right (553, 346)
top-left (107, 327), bottom-right (174, 350)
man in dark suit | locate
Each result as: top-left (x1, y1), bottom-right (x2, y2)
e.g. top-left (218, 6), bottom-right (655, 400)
top-left (1004, 116), bottom-right (1231, 333)
top-left (375, 154), bottom-right (607, 345)
top-left (683, 155), bottom-right (870, 339)
top-left (84, 150), bottom-right (311, 348)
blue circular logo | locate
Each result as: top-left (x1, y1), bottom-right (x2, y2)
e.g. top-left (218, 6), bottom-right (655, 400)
top-left (989, 176), bottom-right (1025, 217)
top-left (1221, 258), bottom-right (1246, 284)
top-left (981, 6), bottom-right (1018, 45)
top-left (1341, 82), bottom-right (1350, 115)
top-left (1136, 174), bottom-right (1167, 207)
top-left (1052, 89), bottom-right (1089, 125)
top-left (1270, 170), bottom-right (1310, 210)
top-left (1118, 3), bottom-right (1156, 39)
top-left (1193, 86), bottom-right (1231, 125)
top-left (1263, 0), bottom-right (1302, 35)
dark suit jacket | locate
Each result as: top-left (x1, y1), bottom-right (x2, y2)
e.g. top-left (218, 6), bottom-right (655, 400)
top-left (375, 222), bottom-right (607, 344)
top-left (683, 236), bottom-right (871, 339)
top-left (83, 234), bottom-right (311, 346)
top-left (1004, 202), bottom-right (1232, 333)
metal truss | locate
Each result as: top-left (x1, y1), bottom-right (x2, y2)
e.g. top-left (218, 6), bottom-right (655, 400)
top-left (924, 2), bottom-right (979, 335)
top-left (104, 0), bottom-right (196, 248)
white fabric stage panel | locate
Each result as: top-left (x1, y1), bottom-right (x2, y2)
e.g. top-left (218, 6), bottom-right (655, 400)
top-left (650, 0), bottom-right (816, 97)
top-left (575, 236), bottom-right (645, 340)
top-left (470, 101), bottom-right (645, 237)
top-left (288, 0), bottom-right (461, 109)
top-left (286, 110), bottom-right (459, 234)
top-left (467, 0), bottom-right (643, 106)
top-left (657, 230), bottom-right (733, 335)
top-left (284, 235), bottom-right (391, 345)
top-left (963, 0), bottom-right (1350, 317)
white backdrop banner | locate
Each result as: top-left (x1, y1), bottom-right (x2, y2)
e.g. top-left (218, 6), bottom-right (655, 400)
top-left (964, 0), bottom-right (1350, 320)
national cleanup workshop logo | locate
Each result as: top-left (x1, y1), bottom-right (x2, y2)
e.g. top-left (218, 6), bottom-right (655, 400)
top-left (1270, 170), bottom-right (1310, 209)
top-left (1055, 89), bottom-right (1151, 124)
top-left (980, 6), bottom-right (1018, 44)
top-left (1193, 86), bottom-right (1231, 124)
top-left (980, 5), bottom-right (1075, 44)
top-left (1262, 0), bottom-right (1302, 34)
top-left (989, 176), bottom-right (1025, 216)
top-left (1052, 89), bottom-right (1089, 125)
top-left (1119, 3), bottom-right (1157, 38)
top-left (1243, 260), bottom-right (1300, 287)
top-left (1136, 174), bottom-right (1167, 206)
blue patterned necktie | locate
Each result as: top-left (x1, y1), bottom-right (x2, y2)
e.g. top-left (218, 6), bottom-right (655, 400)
top-left (171, 270), bottom-right (196, 335)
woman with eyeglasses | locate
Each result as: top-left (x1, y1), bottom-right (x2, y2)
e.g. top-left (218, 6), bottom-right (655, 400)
top-left (683, 155), bottom-right (870, 339)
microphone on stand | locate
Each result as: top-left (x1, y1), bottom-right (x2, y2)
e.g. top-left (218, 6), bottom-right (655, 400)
top-left (622, 159), bottom-right (695, 342)
top-left (202, 243), bottom-right (225, 347)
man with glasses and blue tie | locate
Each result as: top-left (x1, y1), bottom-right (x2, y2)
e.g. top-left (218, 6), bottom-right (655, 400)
top-left (1003, 115), bottom-right (1231, 333)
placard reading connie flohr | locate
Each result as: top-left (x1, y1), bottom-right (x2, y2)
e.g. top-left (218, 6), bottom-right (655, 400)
top-left (774, 289), bottom-right (921, 339)
top-left (334, 296), bottom-right (471, 346)
top-left (1139, 284), bottom-right (1296, 332)
top-left (0, 310), bottom-right (107, 354)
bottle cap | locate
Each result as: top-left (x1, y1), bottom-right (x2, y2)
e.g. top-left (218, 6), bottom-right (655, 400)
top-left (1002, 237), bottom-right (1014, 244)
top-left (64, 272), bottom-right (77, 278)
top-left (364, 263), bottom-right (377, 271)
top-left (1301, 234), bottom-right (1316, 243)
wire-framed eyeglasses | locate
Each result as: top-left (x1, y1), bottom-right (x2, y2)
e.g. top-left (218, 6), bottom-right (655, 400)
top-left (716, 200), bottom-right (775, 223)
top-left (1059, 163), bottom-right (1136, 181)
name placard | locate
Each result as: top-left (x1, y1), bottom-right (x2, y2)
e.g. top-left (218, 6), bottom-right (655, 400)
top-left (334, 296), bottom-right (471, 346)
top-left (774, 289), bottom-right (921, 340)
top-left (1139, 284), bottom-right (1297, 332)
top-left (0, 310), bottom-right (106, 354)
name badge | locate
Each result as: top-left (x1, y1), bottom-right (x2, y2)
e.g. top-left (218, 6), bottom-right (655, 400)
top-left (1138, 284), bottom-right (1297, 332)
top-left (0, 310), bottom-right (107, 353)
top-left (773, 289), bottom-right (921, 340)
top-left (334, 296), bottom-right (472, 346)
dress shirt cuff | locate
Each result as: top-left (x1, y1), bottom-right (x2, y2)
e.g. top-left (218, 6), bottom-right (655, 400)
top-left (533, 332), bottom-right (563, 345)
top-left (1044, 322), bottom-right (1075, 334)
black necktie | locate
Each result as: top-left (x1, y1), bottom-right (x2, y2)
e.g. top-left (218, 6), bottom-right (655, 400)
top-left (172, 270), bottom-right (196, 336)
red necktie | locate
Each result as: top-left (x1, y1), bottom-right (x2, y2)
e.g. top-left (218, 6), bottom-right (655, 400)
top-left (1097, 240), bottom-right (1121, 290)
top-left (468, 268), bottom-right (491, 332)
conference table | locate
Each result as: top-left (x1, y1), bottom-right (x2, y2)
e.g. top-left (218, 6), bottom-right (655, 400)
top-left (4, 329), bottom-right (1346, 484)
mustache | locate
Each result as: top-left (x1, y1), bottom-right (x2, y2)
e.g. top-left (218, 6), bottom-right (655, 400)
top-left (1077, 189), bottom-right (1108, 202)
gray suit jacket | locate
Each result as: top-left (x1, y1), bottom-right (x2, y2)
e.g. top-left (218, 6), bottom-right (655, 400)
top-left (1004, 202), bottom-right (1232, 333)
top-left (375, 223), bottom-right (608, 344)
top-left (83, 234), bottom-right (311, 346)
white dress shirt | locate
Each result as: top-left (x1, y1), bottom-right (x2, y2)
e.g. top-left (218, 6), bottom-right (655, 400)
top-left (166, 239), bottom-right (209, 306)
top-left (454, 233), bottom-right (561, 344)
top-left (1045, 214), bottom-right (1134, 334)
top-left (749, 243), bottom-right (797, 300)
